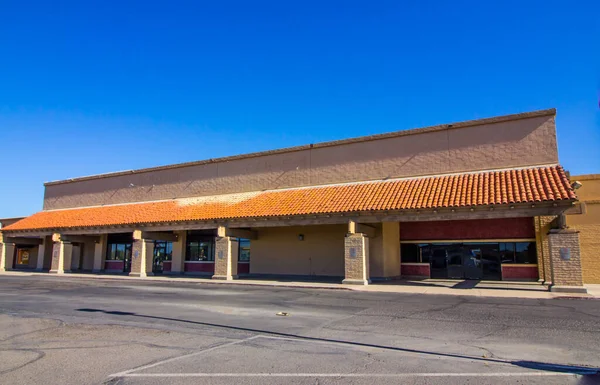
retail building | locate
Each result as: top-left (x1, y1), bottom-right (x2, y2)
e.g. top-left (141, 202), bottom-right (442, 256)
top-left (1, 109), bottom-right (595, 291)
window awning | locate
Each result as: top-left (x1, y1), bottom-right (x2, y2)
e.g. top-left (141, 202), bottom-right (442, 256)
top-left (2, 165), bottom-right (576, 232)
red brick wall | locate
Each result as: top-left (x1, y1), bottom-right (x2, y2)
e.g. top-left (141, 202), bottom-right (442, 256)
top-left (400, 218), bottom-right (535, 241)
top-left (184, 262), bottom-right (215, 273)
top-left (104, 261), bottom-right (124, 271)
top-left (502, 265), bottom-right (538, 280)
top-left (401, 263), bottom-right (430, 277)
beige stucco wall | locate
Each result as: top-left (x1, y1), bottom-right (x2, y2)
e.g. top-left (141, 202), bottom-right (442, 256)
top-left (43, 112), bottom-right (558, 210)
top-left (250, 225), bottom-right (346, 277)
top-left (567, 174), bottom-right (600, 283)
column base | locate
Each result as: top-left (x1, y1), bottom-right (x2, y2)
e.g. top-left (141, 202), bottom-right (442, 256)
top-left (342, 279), bottom-right (371, 285)
top-left (129, 272), bottom-right (154, 277)
top-left (212, 275), bottom-right (239, 280)
top-left (550, 285), bottom-right (588, 294)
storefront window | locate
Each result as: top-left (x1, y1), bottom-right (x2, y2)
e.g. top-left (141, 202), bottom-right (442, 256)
top-left (239, 239), bottom-right (251, 262)
top-left (401, 241), bottom-right (537, 265)
top-left (154, 241), bottom-right (173, 261)
top-left (499, 242), bottom-right (516, 263)
top-left (515, 242), bottom-right (537, 264)
top-left (400, 243), bottom-right (419, 263)
top-left (186, 241), bottom-right (214, 261)
top-left (106, 243), bottom-right (132, 261)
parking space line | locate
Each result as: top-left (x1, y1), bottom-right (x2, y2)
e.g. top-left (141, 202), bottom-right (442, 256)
top-left (109, 335), bottom-right (262, 377)
top-left (115, 372), bottom-right (575, 378)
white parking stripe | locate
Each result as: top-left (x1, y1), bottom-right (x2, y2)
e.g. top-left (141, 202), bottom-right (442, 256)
top-left (109, 335), bottom-right (262, 377)
top-left (116, 372), bottom-right (575, 378)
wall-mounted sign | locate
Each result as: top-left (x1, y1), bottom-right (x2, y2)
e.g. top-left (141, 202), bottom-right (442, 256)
top-left (218, 251), bottom-right (224, 260)
top-left (560, 247), bottom-right (571, 261)
top-left (349, 247), bottom-right (356, 259)
top-left (134, 251), bottom-right (139, 259)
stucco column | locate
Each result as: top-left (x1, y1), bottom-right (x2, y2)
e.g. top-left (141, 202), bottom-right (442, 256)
top-left (49, 236), bottom-right (73, 274)
top-left (35, 238), bottom-right (46, 271)
top-left (213, 235), bottom-right (239, 280)
top-left (93, 234), bottom-right (107, 273)
top-left (535, 216), bottom-right (555, 283)
top-left (0, 242), bottom-right (16, 271)
top-left (130, 230), bottom-right (154, 278)
top-left (382, 222), bottom-right (401, 278)
top-left (170, 230), bottom-right (186, 274)
top-left (548, 229), bottom-right (587, 293)
top-left (343, 233), bottom-right (370, 285)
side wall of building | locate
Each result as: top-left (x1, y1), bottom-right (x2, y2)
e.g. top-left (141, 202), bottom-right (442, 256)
top-left (43, 114), bottom-right (558, 210)
top-left (567, 174), bottom-right (600, 284)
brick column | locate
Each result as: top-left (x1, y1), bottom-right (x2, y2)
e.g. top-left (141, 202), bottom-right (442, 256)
top-left (49, 238), bottom-right (73, 274)
top-left (548, 229), bottom-right (587, 293)
top-left (213, 236), bottom-right (239, 280)
top-left (35, 238), bottom-right (46, 271)
top-left (0, 241), bottom-right (16, 271)
top-left (92, 234), bottom-right (107, 273)
top-left (130, 231), bottom-right (154, 277)
top-left (343, 233), bottom-right (370, 285)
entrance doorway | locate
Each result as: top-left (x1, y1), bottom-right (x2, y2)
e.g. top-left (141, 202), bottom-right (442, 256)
top-left (153, 241), bottom-right (172, 274)
top-left (429, 244), bottom-right (502, 280)
top-left (106, 234), bottom-right (134, 273)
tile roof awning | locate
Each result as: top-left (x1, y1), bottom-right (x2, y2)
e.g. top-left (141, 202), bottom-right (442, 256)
top-left (2, 166), bottom-right (576, 232)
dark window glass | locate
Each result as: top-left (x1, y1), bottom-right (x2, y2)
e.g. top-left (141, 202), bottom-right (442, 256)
top-left (420, 244), bottom-right (431, 264)
top-left (499, 242), bottom-right (515, 263)
top-left (154, 241), bottom-right (173, 261)
top-left (401, 244), bottom-right (419, 263)
top-left (515, 242), bottom-right (537, 264)
top-left (239, 239), bottom-right (251, 262)
top-left (186, 240), bottom-right (214, 261)
top-left (106, 243), bottom-right (131, 261)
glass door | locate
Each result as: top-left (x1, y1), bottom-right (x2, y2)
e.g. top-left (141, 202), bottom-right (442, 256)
top-left (153, 241), bottom-right (172, 274)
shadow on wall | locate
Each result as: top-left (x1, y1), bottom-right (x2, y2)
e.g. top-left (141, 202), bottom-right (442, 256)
top-left (76, 307), bottom-right (599, 380)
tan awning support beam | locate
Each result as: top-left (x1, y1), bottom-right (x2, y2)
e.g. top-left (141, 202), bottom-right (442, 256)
top-left (3, 237), bottom-right (43, 245)
top-left (563, 202), bottom-right (586, 215)
top-left (217, 226), bottom-right (258, 240)
top-left (59, 234), bottom-right (100, 244)
top-left (139, 231), bottom-right (179, 242)
top-left (348, 220), bottom-right (376, 238)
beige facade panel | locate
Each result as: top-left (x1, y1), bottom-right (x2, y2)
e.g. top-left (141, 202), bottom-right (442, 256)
top-left (43, 112), bottom-right (558, 210)
top-left (567, 174), bottom-right (600, 284)
top-left (250, 225), bottom-right (346, 277)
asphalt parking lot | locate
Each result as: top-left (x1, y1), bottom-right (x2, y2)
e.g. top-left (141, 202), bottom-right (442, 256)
top-left (0, 275), bottom-right (599, 384)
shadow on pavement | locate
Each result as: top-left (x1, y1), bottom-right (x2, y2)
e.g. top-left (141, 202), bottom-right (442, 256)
top-left (76, 308), bottom-right (599, 379)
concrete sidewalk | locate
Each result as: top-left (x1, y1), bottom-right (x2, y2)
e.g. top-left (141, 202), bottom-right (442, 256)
top-left (1, 270), bottom-right (598, 300)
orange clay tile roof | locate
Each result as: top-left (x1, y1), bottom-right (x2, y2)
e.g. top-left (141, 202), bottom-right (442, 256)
top-left (3, 166), bottom-right (576, 232)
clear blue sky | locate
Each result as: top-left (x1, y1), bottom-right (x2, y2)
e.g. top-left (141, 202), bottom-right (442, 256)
top-left (1, 1), bottom-right (599, 218)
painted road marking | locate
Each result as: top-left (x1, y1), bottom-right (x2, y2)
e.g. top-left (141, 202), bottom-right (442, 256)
top-left (115, 372), bottom-right (576, 378)
top-left (109, 335), bottom-right (262, 377)
top-left (108, 334), bottom-right (591, 380)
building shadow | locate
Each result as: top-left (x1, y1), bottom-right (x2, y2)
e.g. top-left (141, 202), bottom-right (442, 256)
top-left (76, 308), bottom-right (599, 379)
top-left (375, 279), bottom-right (548, 292)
